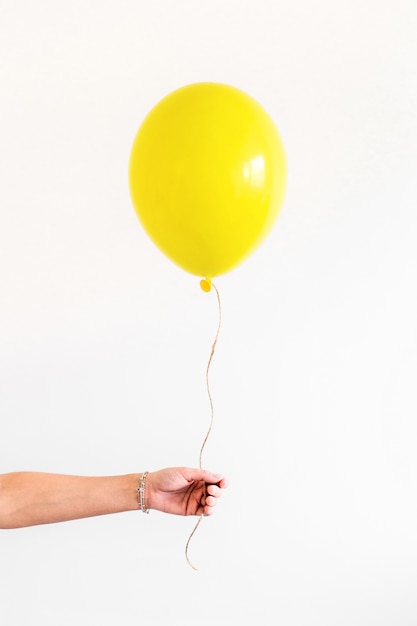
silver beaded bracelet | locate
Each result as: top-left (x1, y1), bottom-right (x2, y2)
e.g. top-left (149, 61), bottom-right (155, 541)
top-left (137, 471), bottom-right (150, 513)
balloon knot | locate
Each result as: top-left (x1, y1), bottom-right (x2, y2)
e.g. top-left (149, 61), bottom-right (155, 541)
top-left (200, 279), bottom-right (212, 293)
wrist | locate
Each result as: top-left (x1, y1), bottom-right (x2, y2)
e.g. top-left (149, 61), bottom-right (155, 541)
top-left (137, 471), bottom-right (150, 513)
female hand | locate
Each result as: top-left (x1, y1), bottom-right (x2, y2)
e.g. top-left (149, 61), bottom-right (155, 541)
top-left (146, 467), bottom-right (228, 516)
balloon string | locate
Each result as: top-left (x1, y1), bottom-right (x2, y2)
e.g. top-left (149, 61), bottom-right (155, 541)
top-left (185, 282), bottom-right (222, 570)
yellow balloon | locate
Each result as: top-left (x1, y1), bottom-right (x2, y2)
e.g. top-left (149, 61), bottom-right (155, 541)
top-left (128, 82), bottom-right (287, 280)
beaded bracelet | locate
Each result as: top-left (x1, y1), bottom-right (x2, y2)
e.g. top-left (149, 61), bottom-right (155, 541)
top-left (137, 471), bottom-right (150, 513)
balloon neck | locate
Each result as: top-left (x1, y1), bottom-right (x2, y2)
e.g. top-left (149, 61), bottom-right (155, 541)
top-left (200, 278), bottom-right (212, 293)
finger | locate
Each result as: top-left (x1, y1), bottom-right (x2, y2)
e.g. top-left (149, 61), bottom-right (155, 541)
top-left (207, 476), bottom-right (229, 490)
top-left (206, 484), bottom-right (222, 498)
top-left (201, 470), bottom-right (225, 484)
top-left (205, 495), bottom-right (217, 507)
top-left (203, 501), bottom-right (216, 516)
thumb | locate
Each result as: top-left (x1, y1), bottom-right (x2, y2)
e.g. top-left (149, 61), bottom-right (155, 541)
top-left (200, 470), bottom-right (225, 484)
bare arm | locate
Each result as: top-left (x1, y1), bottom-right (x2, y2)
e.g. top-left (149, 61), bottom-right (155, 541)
top-left (0, 468), bottom-right (228, 529)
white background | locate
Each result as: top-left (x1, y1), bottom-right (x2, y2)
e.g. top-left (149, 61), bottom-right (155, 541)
top-left (1, 1), bottom-right (417, 624)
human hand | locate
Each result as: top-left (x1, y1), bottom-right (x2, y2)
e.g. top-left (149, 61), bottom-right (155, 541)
top-left (145, 467), bottom-right (228, 516)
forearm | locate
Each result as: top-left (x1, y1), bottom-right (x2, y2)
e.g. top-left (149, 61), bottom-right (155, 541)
top-left (0, 472), bottom-right (141, 529)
